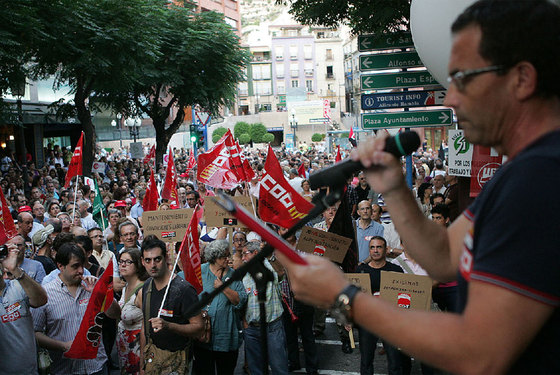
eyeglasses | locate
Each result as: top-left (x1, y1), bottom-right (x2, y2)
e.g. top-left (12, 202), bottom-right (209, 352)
top-left (118, 259), bottom-right (134, 266)
top-left (447, 65), bottom-right (505, 92)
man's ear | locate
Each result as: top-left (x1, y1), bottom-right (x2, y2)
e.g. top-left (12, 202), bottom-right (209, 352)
top-left (511, 61), bottom-right (538, 101)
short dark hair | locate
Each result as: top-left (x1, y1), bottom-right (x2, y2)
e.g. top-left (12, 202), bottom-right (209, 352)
top-left (52, 232), bottom-right (76, 252)
top-left (87, 227), bottom-right (103, 236)
top-left (75, 235), bottom-right (93, 255)
top-left (141, 235), bottom-right (167, 259)
top-left (452, 0), bottom-right (560, 98)
top-left (56, 242), bottom-right (86, 266)
top-left (369, 236), bottom-right (387, 249)
top-left (431, 203), bottom-right (450, 220)
top-left (186, 191), bottom-right (200, 201)
top-left (430, 193), bottom-right (445, 206)
top-left (119, 248), bottom-right (148, 281)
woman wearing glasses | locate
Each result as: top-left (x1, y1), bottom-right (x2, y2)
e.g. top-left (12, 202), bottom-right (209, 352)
top-left (116, 248), bottom-right (148, 375)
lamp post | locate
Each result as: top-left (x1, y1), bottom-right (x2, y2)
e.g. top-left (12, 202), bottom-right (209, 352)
top-left (111, 113), bottom-right (123, 148)
top-left (126, 117), bottom-right (141, 143)
top-left (289, 109), bottom-right (298, 145)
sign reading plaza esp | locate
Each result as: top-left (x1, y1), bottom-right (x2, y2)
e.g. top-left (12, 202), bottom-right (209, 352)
top-left (448, 129), bottom-right (474, 177)
top-left (362, 109), bottom-right (453, 129)
top-left (358, 32), bottom-right (414, 52)
top-left (143, 208), bottom-right (194, 243)
top-left (295, 227), bottom-right (352, 264)
top-left (361, 71), bottom-right (439, 90)
top-left (204, 196), bottom-right (254, 228)
top-left (361, 90), bottom-right (446, 110)
top-left (359, 51), bottom-right (423, 71)
top-left (379, 271), bottom-right (433, 311)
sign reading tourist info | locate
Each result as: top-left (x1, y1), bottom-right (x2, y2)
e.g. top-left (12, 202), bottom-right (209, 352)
top-left (361, 90), bottom-right (446, 110)
top-left (361, 109), bottom-right (453, 129)
top-left (361, 71), bottom-right (439, 90)
top-left (358, 32), bottom-right (414, 52)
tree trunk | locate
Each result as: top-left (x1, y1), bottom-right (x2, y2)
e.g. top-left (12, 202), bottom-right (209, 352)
top-left (75, 96), bottom-right (95, 177)
top-left (153, 116), bottom-right (168, 170)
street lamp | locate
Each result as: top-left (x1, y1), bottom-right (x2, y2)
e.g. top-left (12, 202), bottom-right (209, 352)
top-left (126, 117), bottom-right (141, 143)
top-left (111, 113), bottom-right (123, 148)
top-left (289, 109), bottom-right (298, 131)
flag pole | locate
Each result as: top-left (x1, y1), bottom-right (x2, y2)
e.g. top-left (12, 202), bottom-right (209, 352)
top-left (71, 177), bottom-right (79, 226)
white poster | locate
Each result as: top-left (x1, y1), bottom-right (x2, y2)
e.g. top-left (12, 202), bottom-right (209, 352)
top-left (448, 130), bottom-right (473, 177)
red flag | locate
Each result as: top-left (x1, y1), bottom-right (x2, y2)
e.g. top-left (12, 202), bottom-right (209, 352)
top-left (197, 132), bottom-right (242, 190)
top-left (0, 188), bottom-right (17, 244)
top-left (349, 127), bottom-right (357, 148)
top-left (64, 260), bottom-right (114, 359)
top-left (64, 132), bottom-right (84, 188)
top-left (235, 140), bottom-right (255, 181)
top-left (335, 146), bottom-right (342, 163)
top-left (259, 145), bottom-right (313, 228)
top-left (143, 145), bottom-right (155, 165)
top-left (297, 162), bottom-right (306, 178)
top-left (178, 207), bottom-right (203, 293)
top-left (161, 148), bottom-right (178, 204)
top-left (187, 149), bottom-right (196, 171)
top-left (143, 168), bottom-right (159, 212)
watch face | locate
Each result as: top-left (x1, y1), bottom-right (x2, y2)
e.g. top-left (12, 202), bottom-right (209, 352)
top-left (339, 294), bottom-right (350, 305)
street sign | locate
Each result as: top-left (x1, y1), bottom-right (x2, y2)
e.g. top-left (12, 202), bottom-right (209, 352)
top-left (359, 51), bottom-right (423, 71)
top-left (361, 109), bottom-right (454, 129)
top-left (361, 90), bottom-right (446, 110)
top-left (358, 32), bottom-right (414, 52)
top-left (361, 71), bottom-right (439, 90)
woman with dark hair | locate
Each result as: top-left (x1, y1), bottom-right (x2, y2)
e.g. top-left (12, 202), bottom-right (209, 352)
top-left (192, 240), bottom-right (247, 375)
top-left (116, 248), bottom-right (148, 375)
top-left (416, 182), bottom-right (433, 218)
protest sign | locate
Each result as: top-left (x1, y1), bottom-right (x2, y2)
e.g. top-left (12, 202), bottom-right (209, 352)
top-left (379, 271), bottom-right (432, 311)
top-left (344, 273), bottom-right (372, 295)
top-left (204, 196), bottom-right (254, 228)
top-left (295, 226), bottom-right (352, 264)
top-left (143, 208), bottom-right (194, 242)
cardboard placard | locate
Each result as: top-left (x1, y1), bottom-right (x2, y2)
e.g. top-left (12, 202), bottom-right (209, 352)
top-left (130, 142), bottom-right (144, 159)
top-left (142, 208), bottom-right (194, 243)
top-left (204, 196), bottom-right (255, 228)
top-left (379, 271), bottom-right (432, 311)
top-left (344, 273), bottom-right (372, 295)
top-left (295, 226), bottom-right (352, 264)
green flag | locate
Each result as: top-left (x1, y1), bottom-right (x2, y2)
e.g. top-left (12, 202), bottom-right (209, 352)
top-left (92, 179), bottom-right (108, 230)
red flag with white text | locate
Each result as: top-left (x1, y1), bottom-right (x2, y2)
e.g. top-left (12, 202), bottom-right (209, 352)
top-left (64, 132), bottom-right (84, 188)
top-left (143, 168), bottom-right (159, 212)
top-left (0, 188), bottom-right (17, 244)
top-left (349, 128), bottom-right (357, 148)
top-left (143, 145), bottom-right (155, 165)
top-left (235, 140), bottom-right (255, 181)
top-left (178, 206), bottom-right (203, 293)
top-left (161, 148), bottom-right (179, 204)
top-left (197, 132), bottom-right (242, 189)
top-left (259, 145), bottom-right (313, 228)
top-left (64, 260), bottom-right (114, 359)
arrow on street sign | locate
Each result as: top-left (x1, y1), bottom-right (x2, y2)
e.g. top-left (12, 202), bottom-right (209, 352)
top-left (361, 71), bottom-right (439, 90)
top-left (361, 90), bottom-right (446, 110)
top-left (359, 51), bottom-right (423, 71)
top-left (361, 109), bottom-right (454, 129)
top-left (358, 32), bottom-right (414, 52)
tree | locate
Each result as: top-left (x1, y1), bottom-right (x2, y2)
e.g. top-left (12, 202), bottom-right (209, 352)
top-left (234, 121), bottom-right (251, 140)
top-left (239, 133), bottom-right (251, 145)
top-left (282, 0), bottom-right (410, 35)
top-left (125, 5), bottom-right (250, 166)
top-left (212, 126), bottom-right (228, 143)
top-left (27, 0), bottom-right (164, 176)
top-left (262, 133), bottom-right (275, 144)
top-left (250, 123), bottom-right (268, 143)
top-left (311, 133), bottom-right (324, 142)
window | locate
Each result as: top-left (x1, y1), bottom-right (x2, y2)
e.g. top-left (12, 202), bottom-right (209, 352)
top-left (255, 81), bottom-right (272, 95)
top-left (326, 66), bottom-right (334, 79)
top-left (326, 49), bottom-right (333, 60)
top-left (304, 62), bottom-right (314, 77)
top-left (277, 82), bottom-right (286, 94)
top-left (276, 63), bottom-right (284, 78)
top-left (290, 63), bottom-right (299, 78)
top-left (275, 46), bottom-right (284, 60)
top-left (306, 80), bottom-right (313, 92)
top-left (290, 45), bottom-right (298, 60)
top-left (291, 80), bottom-right (299, 88)
top-left (252, 65), bottom-right (271, 80)
top-left (304, 45), bottom-right (313, 60)
top-left (238, 82), bottom-right (248, 96)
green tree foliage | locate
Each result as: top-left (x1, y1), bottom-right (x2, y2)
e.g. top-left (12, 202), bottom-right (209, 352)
top-left (239, 133), bottom-right (251, 145)
top-left (212, 126), bottom-right (228, 143)
top-left (262, 133), bottom-right (275, 144)
top-left (234, 122), bottom-right (251, 139)
top-left (250, 123), bottom-right (268, 143)
top-left (311, 133), bottom-right (324, 142)
top-left (282, 0), bottom-right (410, 35)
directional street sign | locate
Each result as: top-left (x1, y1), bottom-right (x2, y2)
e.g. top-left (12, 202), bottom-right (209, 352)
top-left (361, 71), bottom-right (439, 90)
top-left (359, 51), bottom-right (423, 71)
top-left (361, 90), bottom-right (446, 110)
top-left (361, 109), bottom-right (454, 129)
top-left (358, 32), bottom-right (414, 52)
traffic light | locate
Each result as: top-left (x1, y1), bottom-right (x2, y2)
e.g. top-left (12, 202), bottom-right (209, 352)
top-left (189, 124), bottom-right (197, 144)
top-left (196, 125), bottom-right (205, 145)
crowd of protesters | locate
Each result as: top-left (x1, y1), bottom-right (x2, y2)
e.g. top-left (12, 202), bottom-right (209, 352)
top-left (0, 137), bottom-right (456, 375)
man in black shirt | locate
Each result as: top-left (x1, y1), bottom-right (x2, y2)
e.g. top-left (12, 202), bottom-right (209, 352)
top-left (357, 236), bottom-right (403, 375)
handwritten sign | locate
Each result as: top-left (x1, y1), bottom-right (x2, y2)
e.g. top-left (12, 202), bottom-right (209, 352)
top-left (295, 227), bottom-right (352, 264)
top-left (379, 271), bottom-right (432, 311)
top-left (204, 196), bottom-right (255, 228)
top-left (344, 273), bottom-right (372, 295)
top-left (143, 208), bottom-right (194, 243)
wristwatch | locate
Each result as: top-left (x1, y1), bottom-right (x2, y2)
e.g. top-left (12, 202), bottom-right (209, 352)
top-left (330, 284), bottom-right (361, 326)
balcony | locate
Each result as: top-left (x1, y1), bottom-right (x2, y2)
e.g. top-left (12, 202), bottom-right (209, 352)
top-left (326, 73), bottom-right (335, 79)
top-left (290, 70), bottom-right (299, 78)
top-left (304, 69), bottom-right (314, 77)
